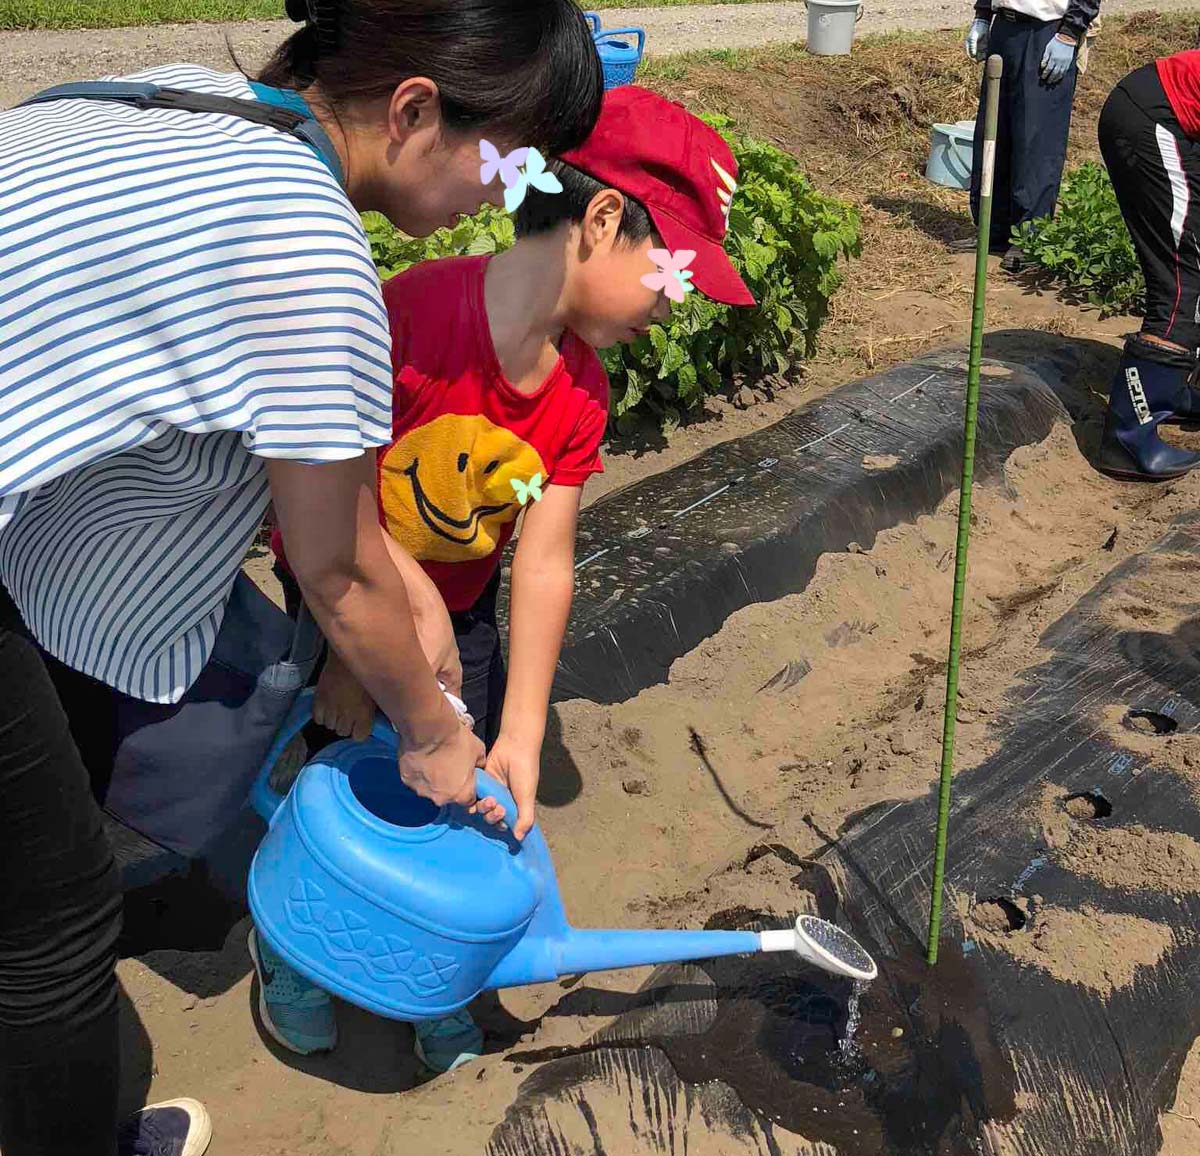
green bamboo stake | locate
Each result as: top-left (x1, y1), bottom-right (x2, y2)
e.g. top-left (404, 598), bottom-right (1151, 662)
top-left (926, 53), bottom-right (1004, 966)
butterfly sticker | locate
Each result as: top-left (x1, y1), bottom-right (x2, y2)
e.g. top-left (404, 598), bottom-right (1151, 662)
top-left (642, 249), bottom-right (696, 303)
top-left (511, 473), bottom-right (544, 506)
top-left (479, 140), bottom-right (529, 190)
top-left (502, 149), bottom-right (563, 214)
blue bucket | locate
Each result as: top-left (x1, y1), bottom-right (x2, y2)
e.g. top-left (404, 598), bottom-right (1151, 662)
top-left (584, 13), bottom-right (646, 90)
top-left (925, 120), bottom-right (976, 190)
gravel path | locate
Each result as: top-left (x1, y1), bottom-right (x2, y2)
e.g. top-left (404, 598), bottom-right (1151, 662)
top-left (0, 0), bottom-right (1197, 107)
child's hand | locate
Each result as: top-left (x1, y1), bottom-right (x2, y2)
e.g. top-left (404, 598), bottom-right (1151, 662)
top-left (483, 734), bottom-right (541, 840)
top-left (314, 650), bottom-right (378, 741)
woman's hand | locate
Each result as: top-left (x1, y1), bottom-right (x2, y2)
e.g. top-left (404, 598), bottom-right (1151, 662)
top-left (398, 698), bottom-right (489, 811)
top-left (313, 650), bottom-right (377, 741)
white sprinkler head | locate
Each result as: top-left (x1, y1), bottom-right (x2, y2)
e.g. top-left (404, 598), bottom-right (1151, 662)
top-left (760, 915), bottom-right (878, 982)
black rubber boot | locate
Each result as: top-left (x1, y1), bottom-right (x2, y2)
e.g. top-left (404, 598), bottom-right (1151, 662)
top-left (1097, 339), bottom-right (1200, 481)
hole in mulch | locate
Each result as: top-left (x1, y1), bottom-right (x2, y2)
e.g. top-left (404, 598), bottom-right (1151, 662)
top-left (1124, 709), bottom-right (1178, 736)
top-left (971, 897), bottom-right (1029, 934)
top-left (1063, 791), bottom-right (1113, 821)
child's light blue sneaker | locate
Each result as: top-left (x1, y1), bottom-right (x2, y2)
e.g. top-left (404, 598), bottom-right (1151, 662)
top-left (413, 1009), bottom-right (484, 1073)
top-left (247, 926), bottom-right (338, 1055)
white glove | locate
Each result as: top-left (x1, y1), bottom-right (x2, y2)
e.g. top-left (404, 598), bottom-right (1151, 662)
top-left (965, 17), bottom-right (991, 61)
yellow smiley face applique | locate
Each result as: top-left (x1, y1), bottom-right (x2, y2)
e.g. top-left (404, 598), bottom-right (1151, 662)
top-left (379, 414), bottom-right (546, 564)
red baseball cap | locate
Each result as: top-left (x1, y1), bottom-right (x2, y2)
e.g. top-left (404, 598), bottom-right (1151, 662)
top-left (560, 86), bottom-right (755, 307)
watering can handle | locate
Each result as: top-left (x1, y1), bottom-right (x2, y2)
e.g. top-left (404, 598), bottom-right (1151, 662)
top-left (947, 135), bottom-right (973, 172)
top-left (251, 689), bottom-right (518, 827)
top-left (473, 767), bottom-right (518, 830)
top-left (594, 27), bottom-right (647, 57)
top-left (583, 10), bottom-right (601, 33)
top-left (251, 687), bottom-right (399, 822)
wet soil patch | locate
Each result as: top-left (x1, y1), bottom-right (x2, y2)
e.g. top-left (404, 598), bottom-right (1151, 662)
top-left (494, 909), bottom-right (1015, 1155)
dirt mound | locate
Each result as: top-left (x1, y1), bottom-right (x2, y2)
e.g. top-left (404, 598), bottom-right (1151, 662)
top-left (1062, 825), bottom-right (1200, 895)
top-left (964, 898), bottom-right (1174, 995)
top-left (1034, 777), bottom-right (1200, 893)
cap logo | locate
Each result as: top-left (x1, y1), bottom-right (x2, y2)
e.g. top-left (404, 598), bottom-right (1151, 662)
top-left (711, 158), bottom-right (737, 229)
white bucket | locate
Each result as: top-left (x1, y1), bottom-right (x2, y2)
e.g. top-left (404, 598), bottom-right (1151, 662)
top-left (805, 0), bottom-right (864, 56)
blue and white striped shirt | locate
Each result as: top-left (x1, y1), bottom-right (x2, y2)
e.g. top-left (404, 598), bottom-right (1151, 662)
top-left (0, 65), bottom-right (393, 703)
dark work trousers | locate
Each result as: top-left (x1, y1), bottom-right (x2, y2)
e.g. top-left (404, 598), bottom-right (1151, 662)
top-left (0, 585), bottom-right (123, 1156)
top-left (275, 564), bottom-right (506, 748)
top-left (970, 13), bottom-right (1079, 251)
top-left (1100, 63), bottom-right (1200, 350)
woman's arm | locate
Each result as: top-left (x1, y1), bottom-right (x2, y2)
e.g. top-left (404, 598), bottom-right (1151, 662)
top-left (314, 529), bottom-right (462, 739)
top-left (485, 484), bottom-right (580, 838)
top-left (379, 532), bottom-right (462, 697)
top-left (267, 453), bottom-right (485, 808)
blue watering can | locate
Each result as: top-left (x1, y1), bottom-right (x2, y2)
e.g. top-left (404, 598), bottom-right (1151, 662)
top-left (584, 11), bottom-right (646, 90)
top-left (248, 691), bottom-right (876, 1022)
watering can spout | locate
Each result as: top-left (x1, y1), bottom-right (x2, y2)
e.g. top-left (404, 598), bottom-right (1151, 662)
top-left (485, 928), bottom-right (762, 990)
top-left (485, 916), bottom-right (878, 990)
top-left (555, 928), bottom-right (764, 976)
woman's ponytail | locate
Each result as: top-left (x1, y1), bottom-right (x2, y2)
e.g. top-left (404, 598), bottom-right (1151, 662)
top-left (264, 0), bottom-right (340, 86)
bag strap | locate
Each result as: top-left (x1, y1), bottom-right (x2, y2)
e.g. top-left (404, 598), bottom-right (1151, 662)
top-left (288, 599), bottom-right (323, 665)
top-left (17, 81), bottom-right (344, 187)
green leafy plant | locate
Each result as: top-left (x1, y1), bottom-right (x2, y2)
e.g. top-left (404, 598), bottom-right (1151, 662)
top-left (1015, 162), bottom-right (1143, 314)
top-left (363, 207), bottom-right (515, 278)
top-left (361, 115), bottom-right (861, 432)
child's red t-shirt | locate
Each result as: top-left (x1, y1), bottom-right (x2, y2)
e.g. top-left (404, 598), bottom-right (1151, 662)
top-left (372, 255), bottom-right (608, 612)
top-left (270, 255), bottom-right (608, 610)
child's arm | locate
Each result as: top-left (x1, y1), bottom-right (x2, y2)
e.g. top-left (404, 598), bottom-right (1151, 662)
top-left (485, 484), bottom-right (581, 840)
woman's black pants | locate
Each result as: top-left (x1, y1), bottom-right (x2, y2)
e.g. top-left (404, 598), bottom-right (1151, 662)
top-left (1101, 63), bottom-right (1200, 350)
top-left (0, 588), bottom-right (123, 1156)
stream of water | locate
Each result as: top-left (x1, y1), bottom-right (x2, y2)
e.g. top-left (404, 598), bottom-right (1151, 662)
top-left (840, 978), bottom-right (870, 1060)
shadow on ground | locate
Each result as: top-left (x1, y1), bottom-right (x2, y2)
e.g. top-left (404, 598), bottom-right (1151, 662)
top-left (869, 193), bottom-right (975, 246)
top-left (982, 328), bottom-right (1119, 465)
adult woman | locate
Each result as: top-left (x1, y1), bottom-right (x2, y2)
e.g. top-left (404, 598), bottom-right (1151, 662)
top-left (0, 2), bottom-right (602, 1153)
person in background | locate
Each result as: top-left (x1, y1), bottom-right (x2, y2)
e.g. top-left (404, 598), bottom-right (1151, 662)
top-left (267, 85), bottom-right (755, 1073)
top-left (965, 0), bottom-right (1100, 272)
top-left (1094, 50), bottom-right (1200, 480)
top-left (0, 1), bottom-right (601, 1154)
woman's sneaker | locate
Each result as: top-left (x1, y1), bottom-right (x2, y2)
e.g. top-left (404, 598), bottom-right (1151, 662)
top-left (117, 1098), bottom-right (212, 1156)
top-left (413, 1009), bottom-right (484, 1073)
top-left (248, 926), bottom-right (338, 1055)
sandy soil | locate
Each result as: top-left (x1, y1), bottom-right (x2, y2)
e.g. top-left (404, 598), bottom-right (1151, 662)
top-left (1162, 1041), bottom-right (1200, 1155)
top-left (142, 415), bottom-right (1200, 1154)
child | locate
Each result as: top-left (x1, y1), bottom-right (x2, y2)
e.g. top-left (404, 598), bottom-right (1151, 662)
top-left (257, 85), bottom-right (754, 1073)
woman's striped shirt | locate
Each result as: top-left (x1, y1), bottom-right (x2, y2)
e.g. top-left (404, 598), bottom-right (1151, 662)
top-left (0, 65), bottom-right (393, 703)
